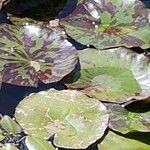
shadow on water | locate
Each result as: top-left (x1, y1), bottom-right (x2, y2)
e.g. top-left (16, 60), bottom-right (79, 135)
top-left (1, 0), bottom-right (67, 21)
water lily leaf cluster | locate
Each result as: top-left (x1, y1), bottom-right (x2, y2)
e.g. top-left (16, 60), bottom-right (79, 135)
top-left (60, 0), bottom-right (150, 49)
top-left (0, 24), bottom-right (78, 87)
top-left (0, 0), bottom-right (150, 149)
top-left (0, 115), bottom-right (22, 149)
top-left (0, 115), bottom-right (55, 150)
top-left (14, 89), bottom-right (150, 149)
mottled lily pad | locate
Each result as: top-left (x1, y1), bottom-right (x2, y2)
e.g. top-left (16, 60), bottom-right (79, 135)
top-left (105, 103), bottom-right (150, 133)
top-left (0, 115), bottom-right (22, 134)
top-left (0, 24), bottom-right (78, 87)
top-left (15, 89), bottom-right (108, 149)
top-left (25, 136), bottom-right (55, 150)
top-left (60, 0), bottom-right (150, 49)
top-left (63, 48), bottom-right (150, 103)
top-left (98, 131), bottom-right (150, 150)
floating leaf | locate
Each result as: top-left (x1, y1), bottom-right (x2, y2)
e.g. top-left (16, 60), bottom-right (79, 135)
top-left (0, 144), bottom-right (19, 150)
top-left (0, 24), bottom-right (78, 87)
top-left (15, 89), bottom-right (108, 149)
top-left (105, 103), bottom-right (150, 133)
top-left (25, 136), bottom-right (55, 150)
top-left (63, 48), bottom-right (150, 103)
top-left (60, 0), bottom-right (150, 49)
top-left (98, 131), bottom-right (150, 150)
top-left (0, 115), bottom-right (22, 134)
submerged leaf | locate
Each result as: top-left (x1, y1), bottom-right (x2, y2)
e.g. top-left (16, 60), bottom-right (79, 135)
top-left (0, 115), bottom-right (22, 134)
top-left (98, 131), bottom-right (150, 150)
top-left (25, 136), bottom-right (54, 150)
top-left (63, 48), bottom-right (150, 103)
top-left (0, 24), bottom-right (78, 87)
top-left (105, 103), bottom-right (150, 133)
top-left (60, 0), bottom-right (150, 49)
top-left (15, 89), bottom-right (108, 149)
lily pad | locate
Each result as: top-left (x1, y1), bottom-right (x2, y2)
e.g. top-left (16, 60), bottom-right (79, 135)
top-left (25, 136), bottom-right (55, 150)
top-left (0, 115), bottom-right (22, 134)
top-left (105, 103), bottom-right (150, 134)
top-left (63, 48), bottom-right (150, 103)
top-left (15, 89), bottom-right (108, 149)
top-left (98, 131), bottom-right (150, 150)
top-left (60, 0), bottom-right (150, 49)
top-left (0, 24), bottom-right (78, 87)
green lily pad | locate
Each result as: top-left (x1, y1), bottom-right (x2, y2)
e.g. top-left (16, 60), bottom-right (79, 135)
top-left (60, 0), bottom-right (150, 49)
top-left (0, 133), bottom-right (5, 141)
top-left (15, 89), bottom-right (108, 149)
top-left (63, 48), bottom-right (150, 103)
top-left (25, 136), bottom-right (55, 150)
top-left (105, 103), bottom-right (150, 133)
top-left (0, 144), bottom-right (19, 150)
top-left (0, 115), bottom-right (22, 135)
top-left (0, 24), bottom-right (78, 87)
top-left (98, 131), bottom-right (150, 150)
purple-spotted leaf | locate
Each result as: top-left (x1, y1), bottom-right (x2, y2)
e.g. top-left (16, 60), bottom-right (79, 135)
top-left (98, 131), bottom-right (150, 150)
top-left (0, 24), bottom-right (78, 87)
top-left (15, 89), bottom-right (108, 149)
top-left (63, 48), bottom-right (150, 103)
top-left (60, 0), bottom-right (150, 49)
top-left (104, 103), bottom-right (150, 134)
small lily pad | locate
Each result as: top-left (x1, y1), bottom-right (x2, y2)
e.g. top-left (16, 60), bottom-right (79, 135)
top-left (0, 115), bottom-right (22, 135)
top-left (0, 24), bottom-right (78, 87)
top-left (0, 133), bottom-right (5, 141)
top-left (98, 131), bottom-right (150, 150)
top-left (60, 0), bottom-right (150, 49)
top-left (63, 48), bottom-right (150, 103)
top-left (25, 136), bottom-right (55, 150)
top-left (0, 144), bottom-right (19, 150)
top-left (105, 103), bottom-right (150, 133)
top-left (15, 89), bottom-right (108, 149)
